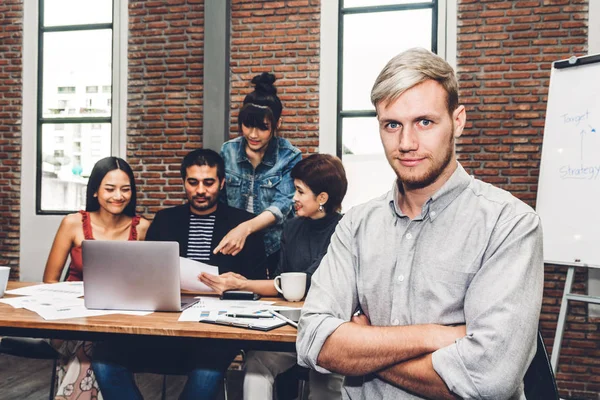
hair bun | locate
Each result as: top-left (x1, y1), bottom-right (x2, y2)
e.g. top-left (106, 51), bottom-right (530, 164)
top-left (251, 72), bottom-right (277, 95)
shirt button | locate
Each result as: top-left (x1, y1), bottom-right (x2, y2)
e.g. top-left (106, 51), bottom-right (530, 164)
top-left (430, 211), bottom-right (436, 217)
top-left (406, 233), bottom-right (413, 239)
top-left (392, 319), bottom-right (400, 326)
top-left (397, 275), bottom-right (405, 282)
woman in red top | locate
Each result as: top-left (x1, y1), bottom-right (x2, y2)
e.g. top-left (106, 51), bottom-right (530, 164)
top-left (42, 156), bottom-right (149, 399)
top-left (44, 156), bottom-right (149, 282)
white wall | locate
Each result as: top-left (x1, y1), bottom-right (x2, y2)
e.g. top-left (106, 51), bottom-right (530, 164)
top-left (317, 0), bottom-right (339, 156)
top-left (20, 0), bottom-right (60, 281)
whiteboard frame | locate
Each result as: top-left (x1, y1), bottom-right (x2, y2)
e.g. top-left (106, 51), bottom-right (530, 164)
top-left (535, 53), bottom-right (600, 267)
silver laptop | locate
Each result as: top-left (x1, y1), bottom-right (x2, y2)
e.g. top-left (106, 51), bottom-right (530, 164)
top-left (83, 240), bottom-right (199, 312)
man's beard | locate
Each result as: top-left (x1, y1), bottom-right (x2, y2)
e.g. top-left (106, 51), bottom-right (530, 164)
top-left (190, 195), bottom-right (218, 212)
top-left (393, 128), bottom-right (455, 190)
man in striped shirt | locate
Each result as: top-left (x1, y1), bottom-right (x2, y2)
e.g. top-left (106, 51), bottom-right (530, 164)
top-left (146, 148), bottom-right (267, 279)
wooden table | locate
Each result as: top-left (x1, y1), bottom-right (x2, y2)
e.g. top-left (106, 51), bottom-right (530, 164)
top-left (0, 282), bottom-right (299, 352)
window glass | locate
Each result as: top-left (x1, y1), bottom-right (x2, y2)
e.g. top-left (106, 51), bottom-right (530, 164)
top-left (342, 117), bottom-right (383, 156)
top-left (40, 123), bottom-right (111, 211)
top-left (341, 117), bottom-right (396, 211)
top-left (344, 0), bottom-right (431, 7)
top-left (337, 1), bottom-right (437, 210)
top-left (38, 1), bottom-right (115, 214)
top-left (42, 30), bottom-right (112, 119)
top-left (44, 0), bottom-right (112, 27)
top-left (342, 9), bottom-right (432, 111)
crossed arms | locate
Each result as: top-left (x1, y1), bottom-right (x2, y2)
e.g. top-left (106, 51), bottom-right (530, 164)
top-left (297, 209), bottom-right (544, 400)
top-left (317, 316), bottom-right (464, 399)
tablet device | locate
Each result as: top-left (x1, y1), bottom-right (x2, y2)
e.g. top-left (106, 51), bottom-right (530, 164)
top-left (200, 315), bottom-right (286, 331)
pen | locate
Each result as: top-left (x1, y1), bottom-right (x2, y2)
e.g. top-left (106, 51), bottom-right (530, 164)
top-left (269, 310), bottom-right (298, 328)
top-left (225, 312), bottom-right (272, 319)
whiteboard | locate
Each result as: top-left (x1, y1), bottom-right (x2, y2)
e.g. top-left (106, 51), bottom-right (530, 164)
top-left (536, 55), bottom-right (600, 266)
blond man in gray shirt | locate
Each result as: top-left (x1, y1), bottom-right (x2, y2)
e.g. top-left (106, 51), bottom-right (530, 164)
top-left (297, 48), bottom-right (544, 400)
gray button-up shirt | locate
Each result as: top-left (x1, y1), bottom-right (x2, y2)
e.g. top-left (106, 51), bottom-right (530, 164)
top-left (297, 164), bottom-right (544, 400)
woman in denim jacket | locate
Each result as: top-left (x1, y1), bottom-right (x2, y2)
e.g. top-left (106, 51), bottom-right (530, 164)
top-left (216, 72), bottom-right (301, 275)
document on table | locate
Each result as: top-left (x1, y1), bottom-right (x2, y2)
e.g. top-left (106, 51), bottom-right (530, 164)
top-left (4, 281), bottom-right (84, 298)
top-left (22, 298), bottom-right (151, 321)
top-left (0, 294), bottom-right (79, 309)
top-left (179, 257), bottom-right (219, 292)
top-left (177, 296), bottom-right (276, 322)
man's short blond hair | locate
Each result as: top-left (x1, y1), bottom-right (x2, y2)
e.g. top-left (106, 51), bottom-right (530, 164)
top-left (371, 48), bottom-right (459, 114)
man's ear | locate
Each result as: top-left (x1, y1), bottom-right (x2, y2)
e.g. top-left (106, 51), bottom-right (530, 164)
top-left (219, 178), bottom-right (225, 191)
top-left (452, 105), bottom-right (466, 139)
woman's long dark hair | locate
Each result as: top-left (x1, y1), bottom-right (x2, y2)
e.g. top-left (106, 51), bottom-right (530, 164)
top-left (85, 157), bottom-right (137, 217)
top-left (238, 72), bottom-right (283, 136)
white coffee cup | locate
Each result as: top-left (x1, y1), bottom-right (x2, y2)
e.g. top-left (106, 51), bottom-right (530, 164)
top-left (274, 272), bottom-right (307, 302)
top-left (0, 266), bottom-right (10, 297)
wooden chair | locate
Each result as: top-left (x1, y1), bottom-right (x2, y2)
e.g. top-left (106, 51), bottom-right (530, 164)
top-left (523, 331), bottom-right (559, 400)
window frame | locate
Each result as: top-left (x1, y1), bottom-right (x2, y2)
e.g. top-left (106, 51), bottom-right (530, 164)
top-left (336, 0), bottom-right (440, 157)
top-left (35, 0), bottom-right (121, 215)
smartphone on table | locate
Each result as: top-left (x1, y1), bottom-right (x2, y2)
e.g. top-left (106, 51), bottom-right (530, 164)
top-left (220, 290), bottom-right (261, 301)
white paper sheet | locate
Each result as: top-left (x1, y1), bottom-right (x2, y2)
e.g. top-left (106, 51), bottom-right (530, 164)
top-left (0, 294), bottom-right (79, 308)
top-left (179, 257), bottom-right (219, 292)
top-left (177, 296), bottom-right (276, 322)
top-left (178, 304), bottom-right (224, 322)
top-left (22, 298), bottom-right (152, 320)
top-left (5, 281), bottom-right (84, 298)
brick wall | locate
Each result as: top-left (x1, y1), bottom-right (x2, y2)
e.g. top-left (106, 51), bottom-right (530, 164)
top-left (229, 0), bottom-right (320, 154)
top-left (0, 0), bottom-right (22, 279)
top-left (456, 1), bottom-right (596, 398)
top-left (127, 0), bottom-right (205, 216)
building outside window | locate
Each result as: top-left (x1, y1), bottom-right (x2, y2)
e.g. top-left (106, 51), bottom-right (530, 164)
top-left (38, 0), bottom-right (115, 213)
top-left (57, 86), bottom-right (76, 94)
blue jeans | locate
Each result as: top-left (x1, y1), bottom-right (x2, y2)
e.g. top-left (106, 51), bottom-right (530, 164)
top-left (92, 339), bottom-right (236, 400)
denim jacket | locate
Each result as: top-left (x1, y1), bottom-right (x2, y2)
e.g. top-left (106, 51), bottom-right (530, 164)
top-left (220, 136), bottom-right (302, 256)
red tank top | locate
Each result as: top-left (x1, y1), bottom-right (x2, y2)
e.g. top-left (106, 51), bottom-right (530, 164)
top-left (67, 210), bottom-right (141, 282)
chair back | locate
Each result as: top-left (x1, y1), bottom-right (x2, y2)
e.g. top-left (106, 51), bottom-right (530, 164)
top-left (523, 331), bottom-right (559, 400)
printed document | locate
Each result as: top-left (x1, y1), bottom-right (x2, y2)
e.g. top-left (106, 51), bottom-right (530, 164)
top-left (180, 257), bottom-right (219, 292)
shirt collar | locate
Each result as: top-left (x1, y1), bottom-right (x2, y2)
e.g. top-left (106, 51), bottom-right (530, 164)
top-left (236, 137), bottom-right (279, 167)
top-left (387, 162), bottom-right (472, 221)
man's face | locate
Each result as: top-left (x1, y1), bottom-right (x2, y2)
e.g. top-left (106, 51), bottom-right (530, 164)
top-left (184, 165), bottom-right (224, 215)
top-left (376, 79), bottom-right (465, 190)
